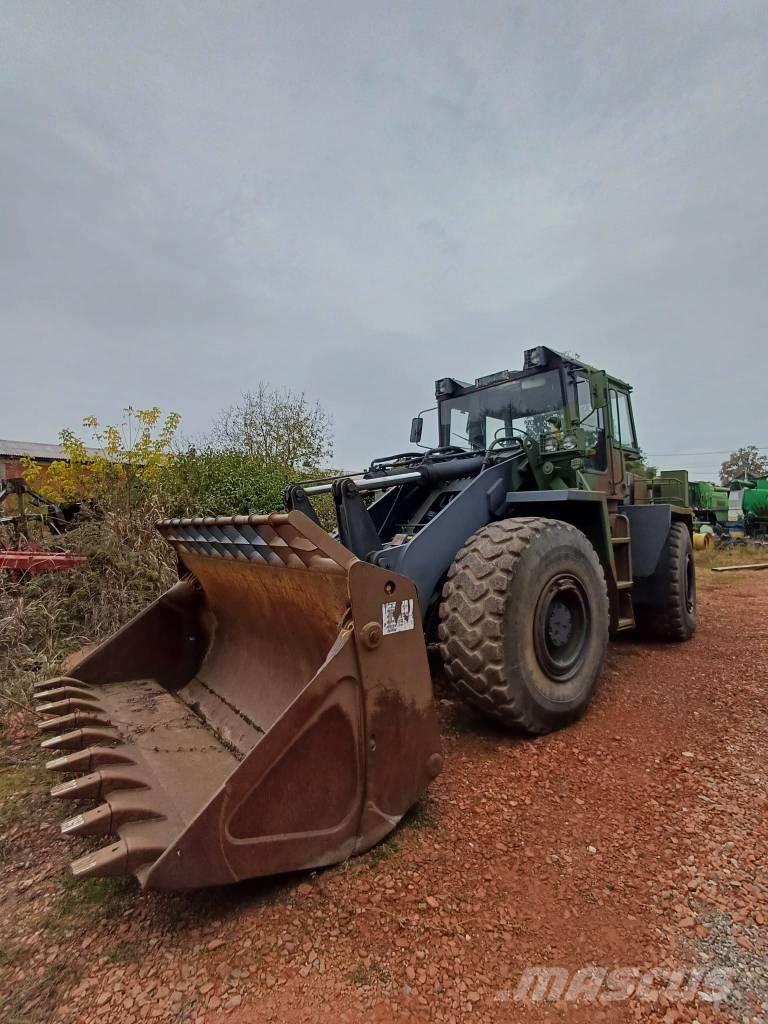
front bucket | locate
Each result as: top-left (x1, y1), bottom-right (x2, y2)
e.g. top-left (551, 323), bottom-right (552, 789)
top-left (36, 511), bottom-right (441, 889)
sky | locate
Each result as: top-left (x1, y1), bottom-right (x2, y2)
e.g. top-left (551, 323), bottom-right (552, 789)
top-left (2, 0), bottom-right (767, 480)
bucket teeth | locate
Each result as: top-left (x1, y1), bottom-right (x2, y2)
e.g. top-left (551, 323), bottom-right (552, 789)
top-left (70, 823), bottom-right (173, 882)
top-left (71, 840), bottom-right (129, 880)
top-left (33, 685), bottom-right (96, 705)
top-left (46, 746), bottom-right (136, 773)
top-left (61, 804), bottom-right (113, 837)
top-left (61, 794), bottom-right (165, 838)
top-left (38, 712), bottom-right (111, 734)
top-left (33, 676), bottom-right (93, 696)
top-left (40, 726), bottom-right (120, 752)
top-left (51, 768), bottom-right (148, 802)
top-left (36, 697), bottom-right (103, 716)
top-left (51, 773), bottom-right (102, 800)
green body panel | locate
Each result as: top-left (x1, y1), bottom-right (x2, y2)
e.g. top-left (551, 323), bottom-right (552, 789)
top-left (653, 470), bottom-right (689, 508)
top-left (735, 477), bottom-right (768, 531)
top-left (687, 479), bottom-right (729, 527)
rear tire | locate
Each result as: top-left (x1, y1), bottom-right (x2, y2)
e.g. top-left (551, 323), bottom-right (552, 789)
top-left (438, 517), bottom-right (609, 735)
top-left (636, 523), bottom-right (697, 642)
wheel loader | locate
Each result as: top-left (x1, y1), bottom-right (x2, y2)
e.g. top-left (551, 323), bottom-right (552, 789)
top-left (35, 346), bottom-right (696, 889)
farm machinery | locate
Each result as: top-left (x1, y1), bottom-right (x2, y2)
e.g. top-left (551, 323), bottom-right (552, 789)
top-left (0, 478), bottom-right (86, 576)
top-left (689, 480), bottom-right (729, 533)
top-left (35, 347), bottom-right (696, 889)
top-left (727, 477), bottom-right (768, 539)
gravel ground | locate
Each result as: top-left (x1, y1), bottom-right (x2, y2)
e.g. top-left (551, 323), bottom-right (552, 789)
top-left (0, 570), bottom-right (766, 1024)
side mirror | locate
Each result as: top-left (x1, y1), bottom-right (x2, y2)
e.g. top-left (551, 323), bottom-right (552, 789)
top-left (410, 416), bottom-right (423, 444)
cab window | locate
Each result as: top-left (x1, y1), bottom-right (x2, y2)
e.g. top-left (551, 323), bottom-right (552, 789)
top-left (610, 390), bottom-right (638, 450)
top-left (574, 376), bottom-right (607, 471)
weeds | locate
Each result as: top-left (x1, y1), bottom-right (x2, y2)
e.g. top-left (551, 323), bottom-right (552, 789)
top-left (695, 543), bottom-right (768, 590)
top-left (350, 959), bottom-right (390, 988)
top-left (0, 506), bottom-right (175, 710)
top-left (403, 799), bottom-right (437, 831)
top-left (0, 762), bottom-right (49, 832)
top-left (40, 873), bottom-right (136, 935)
top-left (696, 542), bottom-right (768, 569)
top-left (0, 942), bottom-right (22, 966)
top-left (0, 959), bottom-right (81, 1024)
top-left (106, 939), bottom-right (145, 963)
top-left (364, 835), bottom-right (400, 867)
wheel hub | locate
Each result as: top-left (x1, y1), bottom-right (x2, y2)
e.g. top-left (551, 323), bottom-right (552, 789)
top-left (533, 574), bottom-right (591, 682)
top-left (547, 601), bottom-right (573, 647)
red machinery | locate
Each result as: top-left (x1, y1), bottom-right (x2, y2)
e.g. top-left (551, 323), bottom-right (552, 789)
top-left (0, 548), bottom-right (87, 576)
top-left (1, 478), bottom-right (87, 577)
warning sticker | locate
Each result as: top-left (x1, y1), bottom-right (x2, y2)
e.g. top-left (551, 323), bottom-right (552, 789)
top-left (382, 598), bottom-right (415, 635)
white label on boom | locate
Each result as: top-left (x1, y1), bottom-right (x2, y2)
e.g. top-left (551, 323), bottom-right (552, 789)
top-left (382, 599), bottom-right (415, 635)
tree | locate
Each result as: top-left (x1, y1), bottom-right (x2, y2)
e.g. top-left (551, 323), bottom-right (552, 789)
top-left (22, 406), bottom-right (181, 508)
top-left (719, 446), bottom-right (768, 487)
top-left (626, 450), bottom-right (658, 480)
top-left (208, 384), bottom-right (333, 471)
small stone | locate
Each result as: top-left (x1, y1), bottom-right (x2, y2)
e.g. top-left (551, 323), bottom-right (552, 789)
top-left (207, 938), bottom-right (225, 950)
top-left (297, 883), bottom-right (313, 895)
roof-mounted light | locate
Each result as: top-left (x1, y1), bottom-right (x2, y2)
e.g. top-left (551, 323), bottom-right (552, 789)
top-left (474, 369), bottom-right (511, 387)
top-left (523, 346), bottom-right (548, 370)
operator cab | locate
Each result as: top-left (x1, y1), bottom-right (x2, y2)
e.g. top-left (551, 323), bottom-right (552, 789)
top-left (437, 364), bottom-right (565, 452)
top-left (433, 346), bottom-right (638, 481)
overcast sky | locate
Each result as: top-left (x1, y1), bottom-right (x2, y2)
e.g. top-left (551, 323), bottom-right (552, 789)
top-left (2, 1), bottom-right (767, 479)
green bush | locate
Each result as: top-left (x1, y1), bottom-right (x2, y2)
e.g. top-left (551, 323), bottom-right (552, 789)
top-left (152, 447), bottom-right (337, 528)
top-left (155, 448), bottom-right (291, 517)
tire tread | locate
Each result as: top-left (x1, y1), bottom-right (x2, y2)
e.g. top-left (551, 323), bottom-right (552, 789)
top-left (438, 516), bottom-right (608, 734)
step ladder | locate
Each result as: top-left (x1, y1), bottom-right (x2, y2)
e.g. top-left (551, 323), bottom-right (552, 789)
top-left (611, 512), bottom-right (635, 631)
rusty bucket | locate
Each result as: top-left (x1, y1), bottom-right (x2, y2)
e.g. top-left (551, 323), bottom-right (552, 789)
top-left (35, 511), bottom-right (441, 889)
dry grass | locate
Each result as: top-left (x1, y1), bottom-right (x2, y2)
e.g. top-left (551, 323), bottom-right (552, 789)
top-left (695, 542), bottom-right (768, 590)
top-left (0, 505), bottom-right (176, 712)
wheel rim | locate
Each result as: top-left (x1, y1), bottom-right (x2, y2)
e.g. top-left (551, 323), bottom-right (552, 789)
top-left (533, 573), bottom-right (591, 682)
top-left (684, 551), bottom-right (696, 614)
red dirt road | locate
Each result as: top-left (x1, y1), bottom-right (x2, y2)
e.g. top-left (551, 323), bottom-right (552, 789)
top-left (1, 573), bottom-right (766, 1023)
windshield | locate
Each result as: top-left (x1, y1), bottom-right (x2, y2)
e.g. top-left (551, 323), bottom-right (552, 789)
top-left (439, 369), bottom-right (566, 450)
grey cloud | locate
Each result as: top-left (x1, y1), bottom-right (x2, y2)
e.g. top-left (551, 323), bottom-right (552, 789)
top-left (1, 0), bottom-right (767, 481)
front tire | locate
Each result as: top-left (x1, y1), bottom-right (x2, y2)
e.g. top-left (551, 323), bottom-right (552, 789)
top-left (438, 517), bottom-right (609, 735)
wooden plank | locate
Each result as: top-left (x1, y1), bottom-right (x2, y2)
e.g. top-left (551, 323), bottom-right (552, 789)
top-left (711, 562), bottom-right (768, 573)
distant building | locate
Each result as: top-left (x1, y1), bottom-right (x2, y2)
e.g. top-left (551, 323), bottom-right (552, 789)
top-left (0, 439), bottom-right (100, 485)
